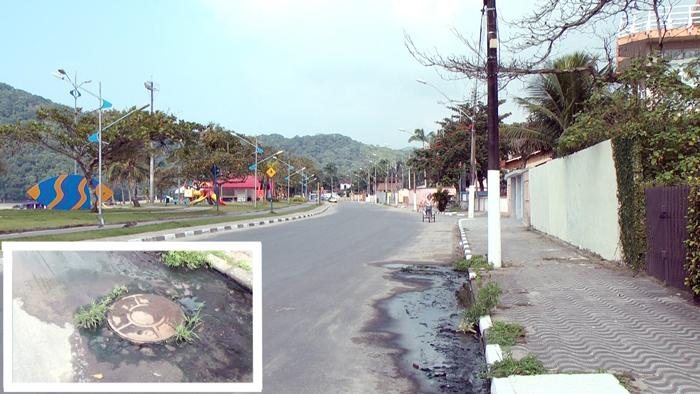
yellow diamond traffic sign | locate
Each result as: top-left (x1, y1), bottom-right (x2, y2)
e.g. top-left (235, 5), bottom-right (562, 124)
top-left (266, 167), bottom-right (276, 178)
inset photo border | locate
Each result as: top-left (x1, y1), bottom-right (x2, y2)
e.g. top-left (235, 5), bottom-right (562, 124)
top-left (3, 241), bottom-right (262, 392)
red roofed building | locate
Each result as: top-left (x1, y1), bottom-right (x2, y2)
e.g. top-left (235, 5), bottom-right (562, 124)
top-left (200, 176), bottom-right (272, 202)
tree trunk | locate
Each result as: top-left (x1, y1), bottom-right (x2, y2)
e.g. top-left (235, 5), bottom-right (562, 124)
top-left (132, 182), bottom-right (141, 207)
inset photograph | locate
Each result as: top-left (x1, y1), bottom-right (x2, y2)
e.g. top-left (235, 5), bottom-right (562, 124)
top-left (3, 242), bottom-right (261, 392)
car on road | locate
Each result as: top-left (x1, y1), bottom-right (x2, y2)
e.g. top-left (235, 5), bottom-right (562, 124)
top-left (328, 196), bottom-right (338, 203)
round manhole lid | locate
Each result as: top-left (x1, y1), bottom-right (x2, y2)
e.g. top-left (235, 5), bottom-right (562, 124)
top-left (107, 294), bottom-right (185, 344)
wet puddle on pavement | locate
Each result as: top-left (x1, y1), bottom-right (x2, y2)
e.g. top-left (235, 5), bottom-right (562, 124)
top-left (375, 263), bottom-right (487, 393)
top-left (14, 251), bottom-right (252, 383)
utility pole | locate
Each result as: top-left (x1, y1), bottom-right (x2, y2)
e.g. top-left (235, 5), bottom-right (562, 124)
top-left (486, 0), bottom-right (501, 268)
top-left (145, 80), bottom-right (156, 204)
top-left (468, 86), bottom-right (478, 219)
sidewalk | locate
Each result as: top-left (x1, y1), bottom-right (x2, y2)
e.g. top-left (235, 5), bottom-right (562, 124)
top-left (462, 216), bottom-right (700, 393)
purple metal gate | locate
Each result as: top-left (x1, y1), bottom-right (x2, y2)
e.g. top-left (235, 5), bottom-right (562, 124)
top-left (645, 186), bottom-right (690, 291)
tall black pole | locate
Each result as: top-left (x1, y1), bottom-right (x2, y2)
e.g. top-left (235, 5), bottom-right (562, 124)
top-left (486, 0), bottom-right (501, 267)
top-left (486, 0), bottom-right (499, 171)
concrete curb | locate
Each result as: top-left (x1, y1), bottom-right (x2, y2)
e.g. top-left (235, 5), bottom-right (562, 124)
top-left (127, 204), bottom-right (329, 242)
top-left (457, 218), bottom-right (503, 365)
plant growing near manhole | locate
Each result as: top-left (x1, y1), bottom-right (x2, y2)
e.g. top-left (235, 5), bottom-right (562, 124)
top-left (459, 281), bottom-right (502, 331)
top-left (161, 251), bottom-right (210, 270)
top-left (487, 321), bottom-right (525, 349)
top-left (488, 353), bottom-right (547, 378)
top-left (74, 284), bottom-right (129, 329)
top-left (454, 255), bottom-right (491, 272)
top-left (173, 304), bottom-right (204, 343)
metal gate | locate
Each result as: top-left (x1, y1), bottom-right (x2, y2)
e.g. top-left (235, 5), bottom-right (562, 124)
top-left (645, 186), bottom-right (690, 291)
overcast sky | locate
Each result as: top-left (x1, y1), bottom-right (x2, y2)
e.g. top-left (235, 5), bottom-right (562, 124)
top-left (1, 1), bottom-right (621, 149)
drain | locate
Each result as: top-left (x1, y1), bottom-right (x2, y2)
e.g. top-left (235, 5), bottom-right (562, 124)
top-left (107, 294), bottom-right (186, 344)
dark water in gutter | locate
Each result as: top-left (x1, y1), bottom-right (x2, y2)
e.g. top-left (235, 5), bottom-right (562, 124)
top-left (375, 264), bottom-right (487, 393)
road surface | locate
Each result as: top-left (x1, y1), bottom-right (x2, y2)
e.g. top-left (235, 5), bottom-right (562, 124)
top-left (193, 202), bottom-right (460, 393)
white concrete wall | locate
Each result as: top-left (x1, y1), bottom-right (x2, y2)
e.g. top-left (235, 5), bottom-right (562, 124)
top-left (529, 139), bottom-right (621, 260)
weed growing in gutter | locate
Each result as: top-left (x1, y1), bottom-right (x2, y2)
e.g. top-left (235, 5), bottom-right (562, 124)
top-left (74, 284), bottom-right (128, 329)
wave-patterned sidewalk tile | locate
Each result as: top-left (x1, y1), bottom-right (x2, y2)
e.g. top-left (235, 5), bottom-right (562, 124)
top-left (462, 217), bottom-right (700, 393)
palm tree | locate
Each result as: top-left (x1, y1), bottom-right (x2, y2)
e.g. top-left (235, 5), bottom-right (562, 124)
top-left (506, 52), bottom-right (596, 156)
top-left (107, 158), bottom-right (149, 207)
top-left (408, 128), bottom-right (428, 148)
top-left (323, 163), bottom-right (338, 193)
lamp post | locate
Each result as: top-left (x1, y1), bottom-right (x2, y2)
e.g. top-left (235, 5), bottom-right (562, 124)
top-left (416, 79), bottom-right (478, 218)
top-left (274, 156), bottom-right (295, 205)
top-left (230, 131), bottom-right (262, 208)
top-left (56, 69), bottom-right (149, 226)
top-left (52, 70), bottom-right (91, 174)
top-left (257, 150), bottom-right (283, 213)
top-left (144, 80), bottom-right (156, 204)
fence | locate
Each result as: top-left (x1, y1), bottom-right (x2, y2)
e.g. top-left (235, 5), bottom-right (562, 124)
top-left (645, 185), bottom-right (690, 291)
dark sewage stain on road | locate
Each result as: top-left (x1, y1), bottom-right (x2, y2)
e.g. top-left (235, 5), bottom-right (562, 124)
top-left (40, 251), bottom-right (252, 383)
top-left (368, 263), bottom-right (488, 394)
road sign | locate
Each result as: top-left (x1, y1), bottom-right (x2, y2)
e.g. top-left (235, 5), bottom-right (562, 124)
top-left (266, 167), bottom-right (276, 178)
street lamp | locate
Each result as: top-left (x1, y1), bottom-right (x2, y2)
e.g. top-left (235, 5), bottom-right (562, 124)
top-left (230, 131), bottom-right (265, 208)
top-left (257, 150), bottom-right (283, 213)
top-left (273, 155), bottom-right (295, 205)
top-left (60, 71), bottom-right (149, 226)
top-left (53, 69), bottom-right (92, 174)
top-left (416, 78), bottom-right (478, 218)
top-left (144, 80), bottom-right (157, 204)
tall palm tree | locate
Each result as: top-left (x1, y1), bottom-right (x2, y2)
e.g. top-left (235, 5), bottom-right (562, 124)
top-left (107, 158), bottom-right (149, 206)
top-left (408, 128), bottom-right (428, 148)
top-left (506, 52), bottom-right (596, 156)
top-left (323, 163), bottom-right (338, 193)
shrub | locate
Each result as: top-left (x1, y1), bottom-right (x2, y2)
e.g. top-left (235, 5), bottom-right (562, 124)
top-left (454, 255), bottom-right (491, 272)
top-left (74, 284), bottom-right (128, 329)
top-left (462, 281), bottom-right (502, 328)
top-left (162, 251), bottom-right (210, 270)
top-left (487, 321), bottom-right (525, 348)
top-left (489, 354), bottom-right (547, 378)
top-left (431, 187), bottom-right (452, 212)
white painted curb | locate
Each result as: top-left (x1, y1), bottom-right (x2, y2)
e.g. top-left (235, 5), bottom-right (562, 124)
top-left (458, 219), bottom-right (504, 366)
top-left (126, 204), bottom-right (329, 242)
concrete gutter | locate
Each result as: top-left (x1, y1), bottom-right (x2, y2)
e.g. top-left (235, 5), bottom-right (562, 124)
top-left (124, 204), bottom-right (329, 242)
top-left (457, 219), bottom-right (629, 394)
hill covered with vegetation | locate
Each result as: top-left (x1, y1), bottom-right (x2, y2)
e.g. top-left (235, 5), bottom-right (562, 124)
top-left (0, 83), bottom-right (72, 201)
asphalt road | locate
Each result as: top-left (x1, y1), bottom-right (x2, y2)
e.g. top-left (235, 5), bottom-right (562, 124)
top-left (194, 202), bottom-right (459, 393)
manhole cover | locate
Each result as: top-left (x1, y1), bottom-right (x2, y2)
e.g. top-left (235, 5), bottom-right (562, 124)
top-left (107, 294), bottom-right (186, 344)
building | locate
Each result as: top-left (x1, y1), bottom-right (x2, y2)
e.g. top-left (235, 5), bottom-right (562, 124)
top-left (617, 3), bottom-right (700, 73)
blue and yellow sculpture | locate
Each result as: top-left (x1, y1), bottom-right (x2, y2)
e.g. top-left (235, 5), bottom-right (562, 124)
top-left (26, 175), bottom-right (113, 210)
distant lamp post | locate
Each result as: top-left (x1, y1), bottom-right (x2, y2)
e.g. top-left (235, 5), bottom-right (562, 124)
top-left (230, 132), bottom-right (265, 208)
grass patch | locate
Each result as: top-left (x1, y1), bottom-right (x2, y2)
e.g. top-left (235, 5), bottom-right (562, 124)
top-left (211, 251), bottom-right (252, 271)
top-left (454, 255), bottom-right (491, 272)
top-left (162, 251), bottom-right (210, 270)
top-left (489, 353), bottom-right (547, 378)
top-left (487, 321), bottom-right (525, 349)
top-left (74, 284), bottom-right (129, 329)
top-left (6, 204), bottom-right (318, 242)
top-left (174, 304), bottom-right (204, 343)
top-left (460, 281), bottom-right (502, 331)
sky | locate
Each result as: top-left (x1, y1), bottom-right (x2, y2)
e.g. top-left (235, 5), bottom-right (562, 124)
top-left (0, 0), bottom-right (620, 149)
